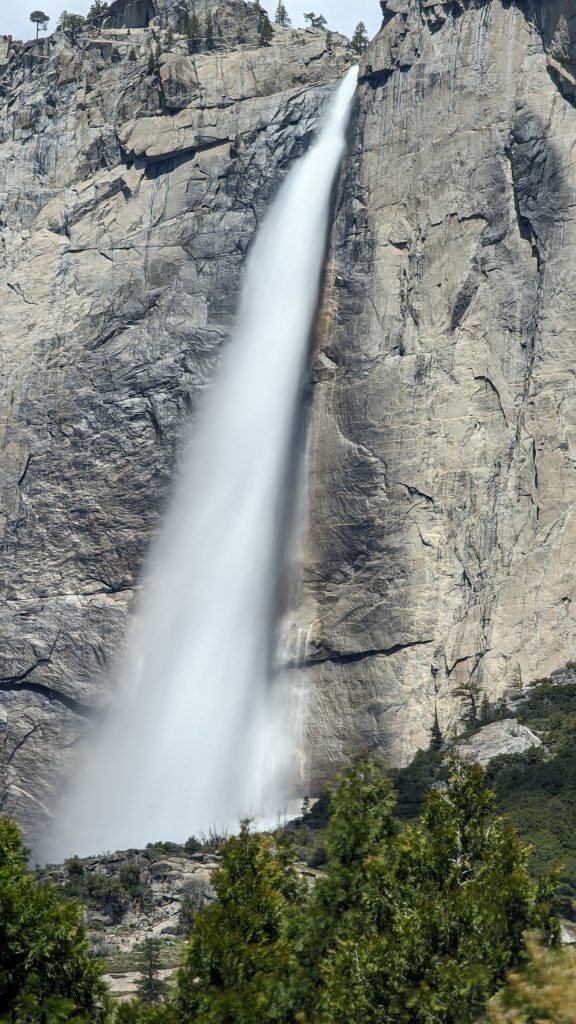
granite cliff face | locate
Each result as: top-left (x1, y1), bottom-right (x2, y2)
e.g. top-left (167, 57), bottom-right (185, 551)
top-left (299, 0), bottom-right (576, 782)
top-left (0, 0), bottom-right (352, 839)
top-left (3, 0), bottom-right (576, 840)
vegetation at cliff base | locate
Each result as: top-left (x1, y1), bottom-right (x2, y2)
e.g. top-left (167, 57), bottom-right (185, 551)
top-left (392, 674), bottom-right (576, 912)
top-left (0, 819), bottom-right (109, 1022)
top-left (0, 757), bottom-right (564, 1022)
top-left (102, 760), bottom-right (560, 1022)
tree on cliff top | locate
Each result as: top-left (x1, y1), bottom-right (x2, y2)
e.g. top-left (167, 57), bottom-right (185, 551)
top-left (351, 21), bottom-right (369, 54)
top-left (58, 12), bottom-right (86, 39)
top-left (29, 11), bottom-right (49, 38)
top-left (0, 818), bottom-right (111, 1022)
top-left (304, 11), bottom-right (327, 29)
top-left (86, 1), bottom-right (110, 22)
top-left (275, 1), bottom-right (291, 26)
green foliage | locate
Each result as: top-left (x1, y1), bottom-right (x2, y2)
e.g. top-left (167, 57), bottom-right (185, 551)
top-left (58, 11), bottom-right (86, 36)
top-left (453, 679), bottom-right (484, 729)
top-left (177, 893), bottom-right (196, 935)
top-left (87, 1), bottom-right (109, 19)
top-left (204, 12), bottom-right (214, 50)
top-left (303, 11), bottom-right (327, 30)
top-left (29, 10), bottom-right (49, 38)
top-left (388, 675), bottom-right (576, 915)
top-left (392, 744), bottom-right (446, 820)
top-left (176, 820), bottom-right (306, 1023)
top-left (258, 13), bottom-right (274, 47)
top-left (351, 20), bottom-right (369, 54)
top-left (0, 819), bottom-right (110, 1022)
top-left (307, 758), bottom-right (555, 1024)
top-left (128, 47), bottom-right (137, 61)
top-left (430, 708), bottom-right (444, 751)
top-left (486, 933), bottom-right (576, 1023)
top-left (172, 760), bottom-right (550, 1024)
top-left (115, 1000), bottom-right (176, 1024)
top-left (64, 860), bottom-right (151, 922)
top-left (274, 2), bottom-right (290, 27)
top-left (183, 834), bottom-right (201, 855)
top-left (137, 938), bottom-right (168, 1005)
top-left (184, 12), bottom-right (200, 44)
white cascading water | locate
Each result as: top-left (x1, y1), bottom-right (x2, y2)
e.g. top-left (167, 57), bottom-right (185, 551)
top-left (47, 67), bottom-right (358, 860)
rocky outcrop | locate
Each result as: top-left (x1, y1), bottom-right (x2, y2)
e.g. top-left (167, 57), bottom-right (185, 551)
top-left (0, 3), bottom-right (353, 841)
top-left (456, 719), bottom-right (542, 765)
top-left (299, 0), bottom-right (576, 782)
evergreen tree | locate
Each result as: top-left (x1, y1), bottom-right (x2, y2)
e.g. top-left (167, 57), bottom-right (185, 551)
top-left (185, 11), bottom-right (200, 45)
top-left (29, 10), bottom-right (49, 39)
top-left (274, 1), bottom-right (290, 27)
top-left (258, 12), bottom-right (274, 47)
top-left (479, 691), bottom-right (492, 724)
top-left (204, 12), bottom-right (215, 49)
top-left (430, 708), bottom-right (444, 750)
top-left (453, 678), bottom-right (483, 728)
top-left (137, 938), bottom-right (167, 1005)
top-left (304, 11), bottom-right (327, 29)
top-left (0, 818), bottom-right (110, 1021)
top-left (86, 0), bottom-right (109, 20)
top-left (351, 20), bottom-right (369, 54)
top-left (315, 758), bottom-right (557, 1024)
top-left (58, 11), bottom-right (85, 39)
top-left (294, 760), bottom-right (400, 1015)
top-left (176, 820), bottom-right (305, 1023)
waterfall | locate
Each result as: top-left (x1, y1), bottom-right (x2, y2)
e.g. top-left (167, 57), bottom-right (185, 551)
top-left (47, 67), bottom-right (358, 860)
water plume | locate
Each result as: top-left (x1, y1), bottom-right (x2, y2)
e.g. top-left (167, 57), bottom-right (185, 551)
top-left (47, 67), bottom-right (358, 859)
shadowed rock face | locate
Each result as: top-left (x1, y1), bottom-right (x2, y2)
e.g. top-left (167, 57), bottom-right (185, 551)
top-left (106, 0), bottom-right (157, 29)
top-left (0, 3), bottom-right (353, 842)
top-left (297, 0), bottom-right (576, 781)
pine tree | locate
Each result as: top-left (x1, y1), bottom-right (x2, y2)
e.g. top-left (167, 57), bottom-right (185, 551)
top-left (29, 10), bottom-right (49, 39)
top-left (176, 821), bottom-right (305, 1023)
top-left (304, 11), bottom-right (327, 30)
top-left (137, 937), bottom-right (167, 1005)
top-left (351, 20), bottom-right (369, 54)
top-left (453, 678), bottom-right (483, 728)
top-left (274, 1), bottom-right (291, 27)
top-left (258, 12), bottom-right (274, 47)
top-left (0, 818), bottom-right (110, 1019)
top-left (185, 11), bottom-right (200, 45)
top-left (87, 0), bottom-right (110, 20)
top-left (308, 758), bottom-right (557, 1024)
top-left (58, 11), bottom-right (85, 39)
top-left (430, 707), bottom-right (443, 750)
top-left (205, 12), bottom-right (215, 49)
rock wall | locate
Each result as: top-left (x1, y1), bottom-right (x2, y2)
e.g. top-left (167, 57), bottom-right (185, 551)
top-left (0, 4), bottom-right (353, 840)
top-left (299, 0), bottom-right (576, 782)
top-left (4, 0), bottom-right (576, 840)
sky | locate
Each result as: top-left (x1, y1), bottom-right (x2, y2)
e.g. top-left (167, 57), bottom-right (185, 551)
top-left (1, 0), bottom-right (382, 45)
